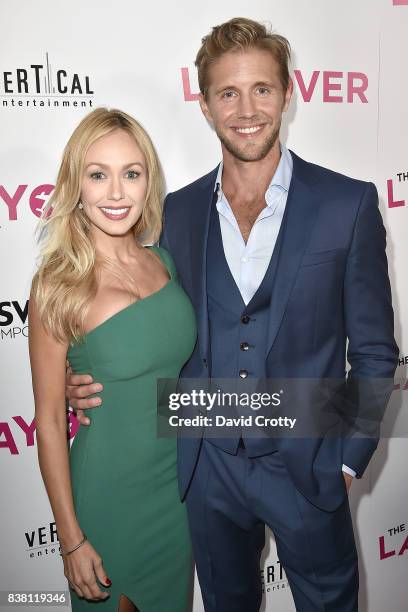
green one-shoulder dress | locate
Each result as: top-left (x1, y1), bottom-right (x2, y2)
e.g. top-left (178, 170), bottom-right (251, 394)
top-left (67, 246), bottom-right (197, 611)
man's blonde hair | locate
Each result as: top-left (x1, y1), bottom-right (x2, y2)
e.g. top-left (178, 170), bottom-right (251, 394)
top-left (195, 17), bottom-right (291, 98)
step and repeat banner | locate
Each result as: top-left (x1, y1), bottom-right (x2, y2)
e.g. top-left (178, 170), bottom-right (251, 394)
top-left (1, 1), bottom-right (407, 610)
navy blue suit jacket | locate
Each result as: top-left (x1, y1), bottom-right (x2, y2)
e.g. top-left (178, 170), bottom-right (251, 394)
top-left (160, 150), bottom-right (398, 511)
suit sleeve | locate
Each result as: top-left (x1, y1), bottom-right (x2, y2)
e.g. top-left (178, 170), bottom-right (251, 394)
top-left (159, 193), bottom-right (172, 252)
top-left (342, 182), bottom-right (399, 477)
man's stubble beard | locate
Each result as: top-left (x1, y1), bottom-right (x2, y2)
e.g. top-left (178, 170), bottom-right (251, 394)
top-left (215, 122), bottom-right (281, 163)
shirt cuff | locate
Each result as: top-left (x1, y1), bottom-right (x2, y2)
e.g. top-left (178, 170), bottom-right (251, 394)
top-left (342, 464), bottom-right (356, 478)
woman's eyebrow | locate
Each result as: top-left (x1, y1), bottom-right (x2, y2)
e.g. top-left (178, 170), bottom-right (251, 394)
top-left (85, 161), bottom-right (144, 169)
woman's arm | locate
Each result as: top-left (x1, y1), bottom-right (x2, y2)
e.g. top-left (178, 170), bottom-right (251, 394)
top-left (28, 292), bottom-right (111, 601)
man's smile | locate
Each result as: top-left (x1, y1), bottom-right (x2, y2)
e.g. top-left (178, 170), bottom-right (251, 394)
top-left (231, 124), bottom-right (268, 138)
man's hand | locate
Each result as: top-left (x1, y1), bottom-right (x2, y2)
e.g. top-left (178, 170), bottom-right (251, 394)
top-left (343, 471), bottom-right (353, 494)
top-left (66, 365), bottom-right (103, 426)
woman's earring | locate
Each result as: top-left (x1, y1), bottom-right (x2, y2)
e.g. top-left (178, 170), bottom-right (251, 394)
top-left (77, 201), bottom-right (84, 210)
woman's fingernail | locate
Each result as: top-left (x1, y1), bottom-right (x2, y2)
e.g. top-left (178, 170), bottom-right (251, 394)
top-left (105, 578), bottom-right (112, 586)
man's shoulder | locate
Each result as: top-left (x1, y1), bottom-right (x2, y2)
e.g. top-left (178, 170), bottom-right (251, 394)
top-left (291, 150), bottom-right (373, 196)
top-left (164, 166), bottom-right (218, 207)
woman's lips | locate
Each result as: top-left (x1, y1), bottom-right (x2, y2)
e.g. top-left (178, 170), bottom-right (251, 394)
top-left (99, 207), bottom-right (130, 221)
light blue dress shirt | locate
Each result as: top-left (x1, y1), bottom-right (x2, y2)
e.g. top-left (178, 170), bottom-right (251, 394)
top-left (214, 142), bottom-right (355, 478)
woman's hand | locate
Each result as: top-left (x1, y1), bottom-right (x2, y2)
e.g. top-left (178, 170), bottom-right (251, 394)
top-left (63, 539), bottom-right (111, 601)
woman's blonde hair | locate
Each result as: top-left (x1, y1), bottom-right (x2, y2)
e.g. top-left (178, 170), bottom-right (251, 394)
top-left (32, 107), bottom-right (164, 343)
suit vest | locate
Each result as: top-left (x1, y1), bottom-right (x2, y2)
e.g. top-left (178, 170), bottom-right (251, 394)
top-left (205, 195), bottom-right (285, 455)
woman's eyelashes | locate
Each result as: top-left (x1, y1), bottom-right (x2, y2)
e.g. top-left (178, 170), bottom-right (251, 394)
top-left (89, 170), bottom-right (141, 181)
top-left (90, 171), bottom-right (105, 180)
top-left (125, 170), bottom-right (141, 180)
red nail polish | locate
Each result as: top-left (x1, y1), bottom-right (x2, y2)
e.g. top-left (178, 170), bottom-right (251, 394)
top-left (105, 578), bottom-right (112, 586)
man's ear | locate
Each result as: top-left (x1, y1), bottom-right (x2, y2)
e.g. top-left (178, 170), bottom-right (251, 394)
top-left (282, 76), bottom-right (294, 113)
top-left (199, 92), bottom-right (214, 125)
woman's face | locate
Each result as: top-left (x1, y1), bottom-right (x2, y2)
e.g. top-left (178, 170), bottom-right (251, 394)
top-left (80, 128), bottom-right (148, 238)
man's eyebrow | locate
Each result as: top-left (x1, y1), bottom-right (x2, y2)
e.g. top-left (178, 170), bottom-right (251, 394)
top-left (214, 85), bottom-right (236, 95)
top-left (253, 80), bottom-right (275, 88)
top-left (85, 161), bottom-right (144, 169)
top-left (214, 81), bottom-right (275, 95)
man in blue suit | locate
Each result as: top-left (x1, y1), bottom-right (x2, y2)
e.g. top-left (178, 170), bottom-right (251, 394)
top-left (68, 17), bottom-right (398, 612)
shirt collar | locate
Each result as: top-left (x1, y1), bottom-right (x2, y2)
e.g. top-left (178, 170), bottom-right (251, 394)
top-left (214, 142), bottom-right (293, 209)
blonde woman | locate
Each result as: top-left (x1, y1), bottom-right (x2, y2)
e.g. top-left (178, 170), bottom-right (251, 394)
top-left (28, 108), bottom-right (196, 611)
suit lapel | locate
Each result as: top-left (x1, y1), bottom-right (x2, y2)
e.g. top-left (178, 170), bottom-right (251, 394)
top-left (188, 167), bottom-right (219, 361)
top-left (187, 153), bottom-right (320, 361)
top-left (266, 151), bottom-right (320, 356)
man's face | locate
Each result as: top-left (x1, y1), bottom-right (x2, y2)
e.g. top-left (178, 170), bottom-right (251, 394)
top-left (199, 48), bottom-right (292, 162)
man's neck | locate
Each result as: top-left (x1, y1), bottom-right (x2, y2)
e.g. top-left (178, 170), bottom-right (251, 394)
top-left (221, 141), bottom-right (282, 203)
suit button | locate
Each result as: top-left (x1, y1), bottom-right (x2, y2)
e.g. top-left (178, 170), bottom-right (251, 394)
top-left (241, 315), bottom-right (250, 324)
top-left (239, 369), bottom-right (248, 378)
top-left (240, 342), bottom-right (249, 351)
